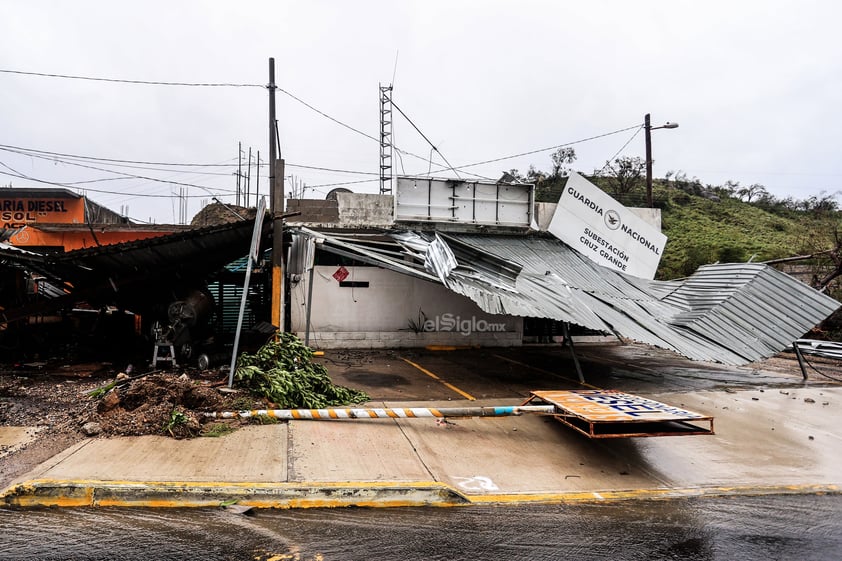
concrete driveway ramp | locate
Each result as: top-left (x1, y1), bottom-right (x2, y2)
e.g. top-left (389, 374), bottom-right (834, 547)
top-left (525, 390), bottom-right (714, 438)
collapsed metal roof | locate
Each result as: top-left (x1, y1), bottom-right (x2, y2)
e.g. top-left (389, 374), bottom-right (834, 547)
top-left (293, 227), bottom-right (840, 365)
top-left (0, 218), bottom-right (268, 322)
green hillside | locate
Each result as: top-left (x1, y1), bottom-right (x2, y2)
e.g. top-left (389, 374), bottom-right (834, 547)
top-left (657, 189), bottom-right (816, 279)
top-left (521, 152), bottom-right (841, 335)
top-left (533, 174), bottom-right (839, 285)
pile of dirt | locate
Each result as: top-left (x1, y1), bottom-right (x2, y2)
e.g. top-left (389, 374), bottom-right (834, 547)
top-left (189, 202), bottom-right (257, 227)
top-left (0, 365), bottom-right (275, 488)
top-left (1, 367), bottom-right (267, 435)
top-left (0, 337), bottom-right (368, 486)
top-left (90, 374), bottom-right (255, 438)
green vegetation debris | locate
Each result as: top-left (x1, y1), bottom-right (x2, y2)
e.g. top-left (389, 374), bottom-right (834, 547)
top-left (201, 423), bottom-right (236, 438)
top-left (87, 380), bottom-right (117, 399)
top-left (162, 409), bottom-right (189, 437)
top-left (235, 333), bottom-right (369, 409)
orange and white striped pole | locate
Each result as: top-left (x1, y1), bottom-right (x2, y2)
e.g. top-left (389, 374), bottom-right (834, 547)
top-left (204, 405), bottom-right (555, 421)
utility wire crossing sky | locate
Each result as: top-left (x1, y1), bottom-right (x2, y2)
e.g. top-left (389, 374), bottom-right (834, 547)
top-left (1, 1), bottom-right (839, 224)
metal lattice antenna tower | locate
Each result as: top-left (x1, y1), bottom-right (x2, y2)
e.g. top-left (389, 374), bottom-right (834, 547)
top-left (379, 84), bottom-right (394, 194)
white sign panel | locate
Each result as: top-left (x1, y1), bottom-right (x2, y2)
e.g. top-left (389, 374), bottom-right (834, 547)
top-left (548, 173), bottom-right (667, 279)
top-left (395, 177), bottom-right (533, 227)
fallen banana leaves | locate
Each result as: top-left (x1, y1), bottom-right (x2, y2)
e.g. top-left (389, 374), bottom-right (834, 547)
top-left (234, 333), bottom-right (369, 409)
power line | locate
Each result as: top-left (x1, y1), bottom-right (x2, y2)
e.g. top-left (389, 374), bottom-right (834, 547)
top-left (0, 142), bottom-right (383, 178)
top-left (285, 163), bottom-right (379, 176)
top-left (389, 97), bottom-right (461, 179)
top-left (0, 145), bottom-right (237, 177)
top-left (64, 177), bottom-right (135, 186)
top-left (598, 125), bottom-right (645, 173)
top-left (274, 87), bottom-right (488, 179)
top-left (801, 353), bottom-right (842, 384)
top-left (276, 86), bottom-right (380, 144)
top-left (0, 142), bottom-right (237, 168)
top-left (0, 68), bottom-right (263, 88)
top-left (0, 148), bottom-right (234, 193)
top-left (420, 124), bottom-right (644, 176)
top-left (304, 178), bottom-right (380, 190)
top-left (1, 67), bottom-right (391, 164)
top-left (1, 67), bottom-right (644, 183)
top-left (1, 69), bottom-right (478, 179)
top-left (0, 161), bottom-right (234, 199)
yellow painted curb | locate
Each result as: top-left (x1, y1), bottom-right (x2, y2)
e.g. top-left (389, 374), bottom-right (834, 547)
top-left (467, 484), bottom-right (842, 505)
top-left (1, 479), bottom-right (471, 509)
top-left (4, 478), bottom-right (839, 509)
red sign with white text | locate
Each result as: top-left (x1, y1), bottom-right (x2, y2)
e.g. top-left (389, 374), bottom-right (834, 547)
top-left (332, 266), bottom-right (349, 282)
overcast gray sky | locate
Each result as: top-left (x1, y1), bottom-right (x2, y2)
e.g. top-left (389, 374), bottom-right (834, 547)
top-left (1, 0), bottom-right (840, 224)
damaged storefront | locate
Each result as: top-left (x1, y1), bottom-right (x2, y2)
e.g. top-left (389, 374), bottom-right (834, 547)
top-left (1, 175), bottom-right (839, 368)
top-left (285, 175), bottom-right (840, 364)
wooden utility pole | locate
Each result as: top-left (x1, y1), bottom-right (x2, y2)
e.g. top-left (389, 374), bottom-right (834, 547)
top-left (644, 113), bottom-right (653, 208)
top-left (644, 113), bottom-right (679, 209)
top-left (269, 57), bottom-right (286, 333)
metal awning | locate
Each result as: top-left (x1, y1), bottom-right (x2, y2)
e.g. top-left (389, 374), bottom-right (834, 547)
top-left (524, 390), bottom-right (714, 438)
top-left (291, 227), bottom-right (840, 366)
top-left (0, 218), bottom-right (269, 322)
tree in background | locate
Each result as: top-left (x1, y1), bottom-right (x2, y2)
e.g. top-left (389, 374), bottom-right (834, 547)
top-left (510, 148), bottom-right (577, 202)
top-left (549, 147), bottom-right (576, 178)
top-left (801, 191), bottom-right (840, 216)
top-left (601, 156), bottom-right (646, 197)
top-left (526, 164), bottom-right (547, 183)
top-left (736, 183), bottom-right (769, 203)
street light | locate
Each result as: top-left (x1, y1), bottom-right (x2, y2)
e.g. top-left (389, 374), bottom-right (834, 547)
top-left (644, 113), bottom-right (679, 208)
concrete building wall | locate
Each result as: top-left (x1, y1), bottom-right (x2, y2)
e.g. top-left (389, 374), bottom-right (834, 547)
top-left (336, 193), bottom-right (394, 227)
top-left (290, 265), bottom-right (522, 349)
top-left (286, 194), bottom-right (394, 228)
top-left (286, 199), bottom-right (340, 224)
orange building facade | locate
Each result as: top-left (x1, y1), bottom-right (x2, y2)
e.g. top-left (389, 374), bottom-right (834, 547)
top-left (1, 187), bottom-right (184, 252)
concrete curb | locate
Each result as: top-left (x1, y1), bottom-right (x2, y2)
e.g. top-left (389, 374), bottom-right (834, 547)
top-left (469, 484), bottom-right (842, 505)
top-left (3, 479), bottom-right (838, 509)
top-left (1, 479), bottom-right (471, 508)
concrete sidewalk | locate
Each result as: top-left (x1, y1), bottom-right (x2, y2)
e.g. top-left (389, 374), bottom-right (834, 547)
top-left (2, 386), bottom-right (840, 508)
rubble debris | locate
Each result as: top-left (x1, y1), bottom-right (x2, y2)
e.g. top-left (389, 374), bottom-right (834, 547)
top-left (81, 422), bottom-right (102, 436)
top-left (87, 374), bottom-right (235, 439)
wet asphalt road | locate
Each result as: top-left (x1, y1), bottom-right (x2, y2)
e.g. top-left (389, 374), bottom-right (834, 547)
top-left (325, 345), bottom-right (839, 405)
top-left (2, 494), bottom-right (841, 560)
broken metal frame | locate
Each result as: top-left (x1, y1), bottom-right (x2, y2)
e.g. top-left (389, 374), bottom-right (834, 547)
top-left (286, 227), bottom-right (840, 369)
top-left (793, 340), bottom-right (809, 381)
top-left (293, 226), bottom-right (438, 282)
top-left (203, 389), bottom-right (714, 440)
top-left (522, 390), bottom-right (715, 439)
top-left (228, 198), bottom-right (267, 388)
top-left (562, 322), bottom-right (585, 384)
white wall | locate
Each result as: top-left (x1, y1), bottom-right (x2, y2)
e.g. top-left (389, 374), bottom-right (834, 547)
top-left (290, 266), bottom-right (523, 349)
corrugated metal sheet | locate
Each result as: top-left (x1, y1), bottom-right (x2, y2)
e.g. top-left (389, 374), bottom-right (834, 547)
top-left (0, 219), bottom-right (268, 323)
top-left (295, 227), bottom-right (840, 365)
top-left (444, 235), bottom-right (839, 364)
top-left (58, 218), bottom-right (264, 279)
